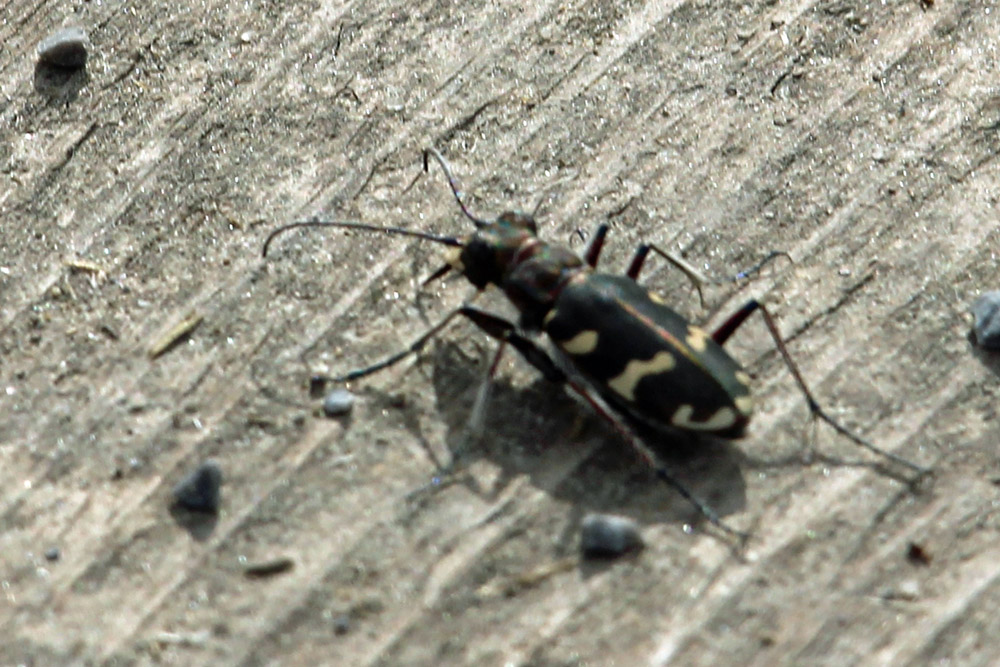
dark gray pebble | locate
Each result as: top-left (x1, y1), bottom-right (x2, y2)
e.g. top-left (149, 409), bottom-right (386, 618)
top-left (580, 513), bottom-right (643, 557)
top-left (322, 388), bottom-right (355, 417)
top-left (244, 557), bottom-right (295, 579)
top-left (173, 460), bottom-right (222, 513)
top-left (333, 615), bottom-right (351, 635)
top-left (37, 27), bottom-right (89, 68)
top-left (972, 291), bottom-right (1000, 350)
top-left (44, 547), bottom-right (60, 562)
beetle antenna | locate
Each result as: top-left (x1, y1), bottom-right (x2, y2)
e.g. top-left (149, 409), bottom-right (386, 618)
top-left (261, 219), bottom-right (462, 258)
top-left (423, 147), bottom-right (492, 229)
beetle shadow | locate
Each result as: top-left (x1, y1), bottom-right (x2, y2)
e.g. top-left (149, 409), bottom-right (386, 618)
top-left (425, 341), bottom-right (749, 537)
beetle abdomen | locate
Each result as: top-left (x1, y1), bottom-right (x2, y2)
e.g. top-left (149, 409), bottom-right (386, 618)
top-left (543, 274), bottom-right (752, 438)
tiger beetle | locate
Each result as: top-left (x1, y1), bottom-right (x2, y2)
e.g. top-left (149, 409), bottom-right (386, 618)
top-left (262, 148), bottom-right (929, 543)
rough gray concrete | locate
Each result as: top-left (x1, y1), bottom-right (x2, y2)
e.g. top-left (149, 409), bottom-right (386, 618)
top-left (2, 1), bottom-right (1000, 665)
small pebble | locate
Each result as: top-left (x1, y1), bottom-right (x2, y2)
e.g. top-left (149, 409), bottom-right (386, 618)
top-left (906, 541), bottom-right (932, 566)
top-left (580, 513), bottom-right (643, 558)
top-left (972, 291), bottom-right (1000, 349)
top-left (332, 615), bottom-right (351, 635)
top-left (44, 547), bottom-right (60, 562)
top-left (172, 460), bottom-right (223, 513)
top-left (322, 388), bottom-right (355, 417)
top-left (37, 27), bottom-right (89, 68)
top-left (897, 579), bottom-right (921, 600)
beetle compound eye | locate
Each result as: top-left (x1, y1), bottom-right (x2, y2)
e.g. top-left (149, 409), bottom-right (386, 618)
top-left (460, 239), bottom-right (501, 289)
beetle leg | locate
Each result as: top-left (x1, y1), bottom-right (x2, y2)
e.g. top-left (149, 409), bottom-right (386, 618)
top-left (316, 304), bottom-right (560, 388)
top-left (406, 341), bottom-right (510, 501)
top-left (311, 301), bottom-right (483, 388)
top-left (466, 341), bottom-right (508, 439)
top-left (323, 302), bottom-right (750, 541)
top-left (459, 307), bottom-right (748, 543)
top-left (627, 244), bottom-right (709, 308)
top-left (713, 299), bottom-right (929, 477)
top-left (583, 224), bottom-right (609, 268)
top-left (561, 376), bottom-right (749, 545)
top-left (629, 244), bottom-right (791, 285)
top-left (711, 299), bottom-right (759, 345)
top-left (458, 306), bottom-right (568, 382)
top-left (627, 245), bottom-right (791, 310)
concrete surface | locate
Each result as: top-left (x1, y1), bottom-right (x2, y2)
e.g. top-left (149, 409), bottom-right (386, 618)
top-left (2, 1), bottom-right (1000, 665)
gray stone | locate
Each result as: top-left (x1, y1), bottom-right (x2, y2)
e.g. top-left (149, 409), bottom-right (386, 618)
top-left (972, 291), bottom-right (1000, 350)
top-left (580, 513), bottom-right (643, 557)
top-left (173, 460), bottom-right (223, 513)
top-left (37, 27), bottom-right (89, 68)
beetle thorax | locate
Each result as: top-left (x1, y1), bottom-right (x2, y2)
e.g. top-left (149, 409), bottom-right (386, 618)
top-left (502, 243), bottom-right (587, 330)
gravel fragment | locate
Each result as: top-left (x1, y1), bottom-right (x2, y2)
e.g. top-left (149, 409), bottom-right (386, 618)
top-left (322, 388), bottom-right (356, 417)
top-left (44, 547), bottom-right (60, 562)
top-left (333, 615), bottom-right (351, 635)
top-left (972, 291), bottom-right (1000, 349)
top-left (173, 460), bottom-right (223, 513)
top-left (580, 513), bottom-right (643, 558)
top-left (244, 557), bottom-right (295, 579)
top-left (906, 541), bottom-right (932, 566)
top-left (37, 27), bottom-right (89, 68)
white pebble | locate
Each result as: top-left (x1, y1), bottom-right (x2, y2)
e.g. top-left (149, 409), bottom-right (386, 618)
top-left (323, 388), bottom-right (356, 417)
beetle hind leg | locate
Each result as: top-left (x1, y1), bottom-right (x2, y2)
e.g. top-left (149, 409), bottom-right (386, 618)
top-left (460, 306), bottom-right (749, 544)
top-left (564, 377), bottom-right (749, 545)
top-left (713, 299), bottom-right (930, 478)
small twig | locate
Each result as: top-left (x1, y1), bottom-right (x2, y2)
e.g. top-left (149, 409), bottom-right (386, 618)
top-left (148, 312), bottom-right (204, 359)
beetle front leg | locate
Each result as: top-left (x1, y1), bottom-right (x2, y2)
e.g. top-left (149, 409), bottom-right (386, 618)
top-left (310, 306), bottom-right (473, 390)
top-left (311, 298), bottom-right (492, 390)
top-left (583, 224), bottom-right (609, 268)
